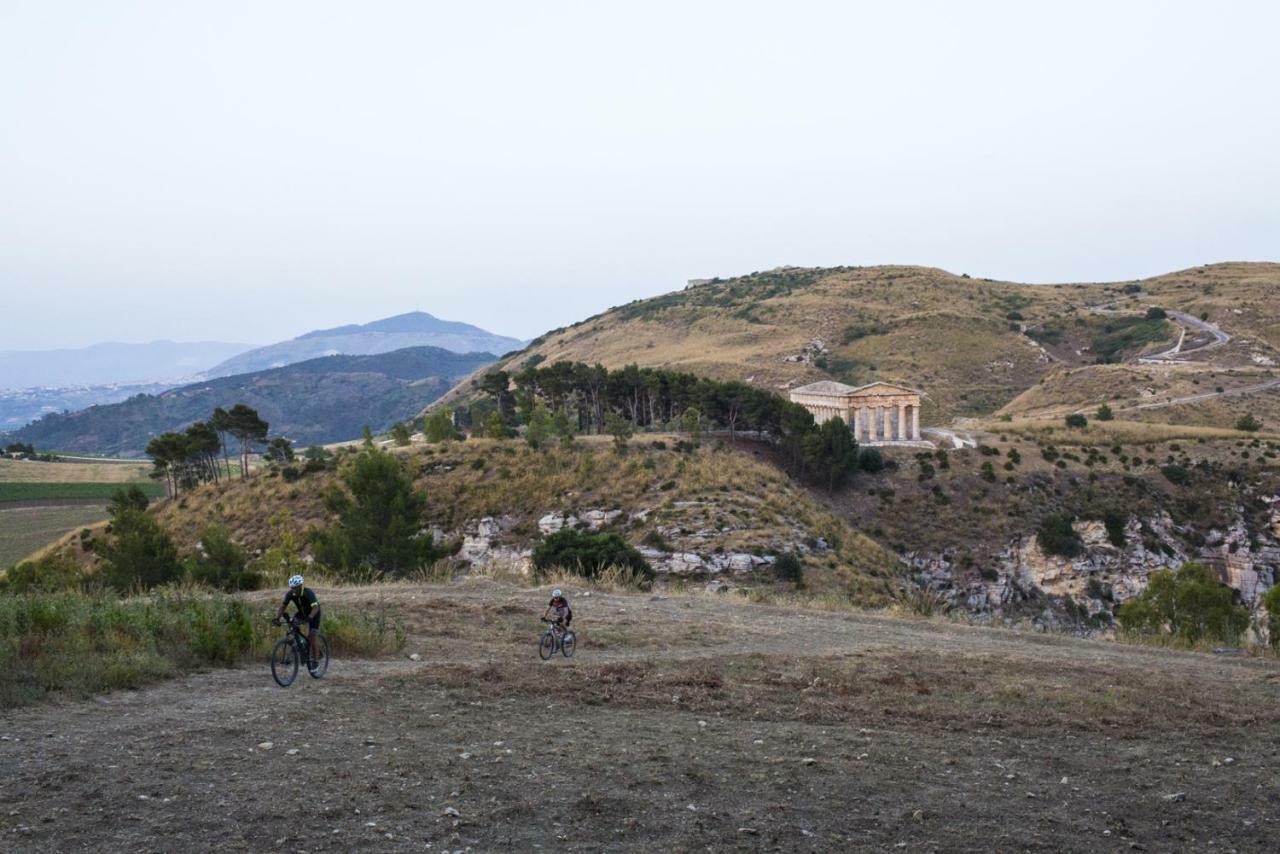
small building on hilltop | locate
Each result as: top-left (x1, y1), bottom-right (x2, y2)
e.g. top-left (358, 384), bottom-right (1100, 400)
top-left (789, 380), bottom-right (925, 444)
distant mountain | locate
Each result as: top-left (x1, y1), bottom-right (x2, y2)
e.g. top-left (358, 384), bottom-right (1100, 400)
top-left (9, 347), bottom-right (496, 456)
top-left (206, 312), bottom-right (524, 377)
top-left (0, 341), bottom-right (252, 390)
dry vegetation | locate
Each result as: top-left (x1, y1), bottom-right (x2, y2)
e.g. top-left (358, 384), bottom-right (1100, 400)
top-left (129, 437), bottom-right (899, 600)
top-left (438, 262), bottom-right (1280, 432)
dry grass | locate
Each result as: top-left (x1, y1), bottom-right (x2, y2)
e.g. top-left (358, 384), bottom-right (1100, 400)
top-left (978, 417), bottom-right (1279, 445)
top-left (0, 458), bottom-right (152, 483)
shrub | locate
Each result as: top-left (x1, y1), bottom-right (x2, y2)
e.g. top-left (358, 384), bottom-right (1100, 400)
top-left (1101, 511), bottom-right (1127, 548)
top-left (773, 552), bottom-right (804, 587)
top-left (980, 461), bottom-right (997, 482)
top-left (1160, 464), bottom-right (1190, 485)
top-left (1262, 584), bottom-right (1280, 650)
top-left (0, 552), bottom-right (84, 594)
top-left (1065, 413), bottom-right (1088, 429)
top-left (185, 525), bottom-right (262, 591)
top-left (390, 421), bottom-right (413, 446)
top-left (1037, 514), bottom-right (1084, 558)
top-left (1096, 404), bottom-right (1114, 421)
top-left (1117, 563), bottom-right (1249, 644)
top-left (93, 509), bottom-right (183, 592)
top-left (1235, 414), bottom-right (1262, 433)
top-left (1145, 306), bottom-right (1167, 320)
top-left (858, 447), bottom-right (885, 473)
top-left (532, 530), bottom-right (652, 583)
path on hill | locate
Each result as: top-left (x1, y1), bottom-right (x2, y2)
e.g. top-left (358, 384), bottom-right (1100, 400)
top-left (1085, 302), bottom-right (1232, 364)
top-left (1105, 376), bottom-right (1280, 414)
top-left (2, 582), bottom-right (1278, 852)
top-left (1137, 310), bottom-right (1231, 363)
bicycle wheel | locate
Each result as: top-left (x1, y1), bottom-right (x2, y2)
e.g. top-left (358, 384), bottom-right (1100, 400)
top-left (538, 632), bottom-right (555, 660)
top-left (561, 631), bottom-right (576, 658)
top-left (308, 633), bottom-right (330, 679)
top-left (271, 638), bottom-right (298, 687)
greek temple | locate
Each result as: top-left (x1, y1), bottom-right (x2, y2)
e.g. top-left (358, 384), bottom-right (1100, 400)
top-left (789, 380), bottom-right (924, 444)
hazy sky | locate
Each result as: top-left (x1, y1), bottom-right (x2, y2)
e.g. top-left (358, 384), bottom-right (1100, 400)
top-left (2, 1), bottom-right (1277, 350)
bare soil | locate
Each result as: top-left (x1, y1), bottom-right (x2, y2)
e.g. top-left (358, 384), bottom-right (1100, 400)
top-left (2, 580), bottom-right (1279, 852)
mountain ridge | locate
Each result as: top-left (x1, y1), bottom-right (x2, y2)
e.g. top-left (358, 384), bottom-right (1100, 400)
top-left (9, 346), bottom-right (496, 455)
top-left (208, 311), bottom-right (523, 377)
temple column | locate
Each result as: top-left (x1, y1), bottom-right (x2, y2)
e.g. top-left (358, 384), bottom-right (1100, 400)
top-left (897, 403), bottom-right (907, 440)
top-left (851, 407), bottom-right (860, 438)
top-left (912, 404), bottom-right (920, 440)
top-left (868, 406), bottom-right (878, 441)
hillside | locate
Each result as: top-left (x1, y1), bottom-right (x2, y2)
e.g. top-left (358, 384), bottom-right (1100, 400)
top-left (4, 579), bottom-right (1279, 851)
top-left (445, 262), bottom-right (1280, 431)
top-left (207, 311), bottom-right (523, 377)
top-left (0, 340), bottom-right (250, 390)
top-left (10, 347), bottom-right (495, 456)
top-left (143, 437), bottom-right (900, 602)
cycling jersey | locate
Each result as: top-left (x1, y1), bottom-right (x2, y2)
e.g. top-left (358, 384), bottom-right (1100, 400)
top-left (548, 596), bottom-right (572, 625)
top-left (283, 587), bottom-right (321, 628)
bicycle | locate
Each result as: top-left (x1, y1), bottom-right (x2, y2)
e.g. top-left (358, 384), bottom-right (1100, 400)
top-left (271, 616), bottom-right (329, 687)
top-left (538, 617), bottom-right (576, 660)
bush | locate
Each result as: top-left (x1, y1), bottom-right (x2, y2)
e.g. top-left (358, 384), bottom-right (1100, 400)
top-left (773, 552), bottom-right (804, 587)
top-left (1096, 404), bottom-right (1114, 421)
top-left (1065, 413), bottom-right (1088, 429)
top-left (1160, 464), bottom-right (1190, 485)
top-left (93, 509), bottom-right (183, 592)
top-left (855, 448), bottom-right (885, 473)
top-left (532, 530), bottom-right (652, 583)
top-left (1235, 414), bottom-right (1262, 433)
top-left (1262, 584), bottom-right (1280, 650)
top-left (0, 552), bottom-right (84, 594)
top-left (1145, 306), bottom-right (1167, 320)
top-left (1117, 563), bottom-right (1249, 645)
top-left (1101, 511), bottom-right (1127, 548)
top-left (1037, 514), bottom-right (1084, 558)
top-left (185, 525), bottom-right (262, 591)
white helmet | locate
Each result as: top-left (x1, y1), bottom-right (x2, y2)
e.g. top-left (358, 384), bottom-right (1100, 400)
top-left (552, 589), bottom-right (563, 598)
top-left (289, 574), bottom-right (304, 589)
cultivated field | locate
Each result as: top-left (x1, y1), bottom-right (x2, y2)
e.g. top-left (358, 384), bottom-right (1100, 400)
top-left (0, 458), bottom-right (151, 483)
top-left (2, 580), bottom-right (1277, 851)
top-left (0, 504), bottom-right (109, 568)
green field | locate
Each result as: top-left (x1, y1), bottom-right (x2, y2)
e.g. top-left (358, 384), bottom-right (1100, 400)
top-left (0, 504), bottom-right (110, 567)
top-left (0, 482), bottom-right (165, 503)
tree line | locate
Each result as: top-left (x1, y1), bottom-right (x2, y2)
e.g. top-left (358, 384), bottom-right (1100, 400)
top-left (145, 403), bottom-right (293, 496)
top-left (472, 361), bottom-right (880, 490)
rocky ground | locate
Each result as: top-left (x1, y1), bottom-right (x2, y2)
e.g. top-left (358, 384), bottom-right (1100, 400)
top-left (3, 580), bottom-right (1279, 852)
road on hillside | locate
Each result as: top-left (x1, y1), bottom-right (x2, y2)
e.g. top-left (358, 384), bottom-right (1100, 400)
top-left (3, 581), bottom-right (1278, 852)
top-left (1138, 310), bottom-right (1231, 363)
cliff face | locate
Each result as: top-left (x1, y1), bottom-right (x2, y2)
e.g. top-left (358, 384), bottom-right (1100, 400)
top-left (906, 498), bottom-right (1280, 630)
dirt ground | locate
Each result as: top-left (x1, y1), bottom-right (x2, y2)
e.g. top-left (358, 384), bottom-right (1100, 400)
top-left (2, 580), bottom-right (1279, 852)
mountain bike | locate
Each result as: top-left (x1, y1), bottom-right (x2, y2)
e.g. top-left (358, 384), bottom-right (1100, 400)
top-left (271, 617), bottom-right (329, 687)
top-left (539, 617), bottom-right (576, 660)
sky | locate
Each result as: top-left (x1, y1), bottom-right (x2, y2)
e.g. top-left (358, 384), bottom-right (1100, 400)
top-left (1, 1), bottom-right (1277, 351)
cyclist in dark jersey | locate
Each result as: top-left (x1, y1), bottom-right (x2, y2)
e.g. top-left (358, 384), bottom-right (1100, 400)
top-left (275, 574), bottom-right (322, 670)
top-left (543, 589), bottom-right (572, 631)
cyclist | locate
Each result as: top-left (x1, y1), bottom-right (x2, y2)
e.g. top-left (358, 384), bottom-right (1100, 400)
top-left (276, 574), bottom-right (322, 670)
top-left (543, 588), bottom-right (572, 634)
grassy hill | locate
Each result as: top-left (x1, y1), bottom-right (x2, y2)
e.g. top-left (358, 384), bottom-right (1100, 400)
top-left (18, 437), bottom-right (901, 603)
top-left (442, 262), bottom-right (1280, 431)
top-left (10, 346), bottom-right (496, 456)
